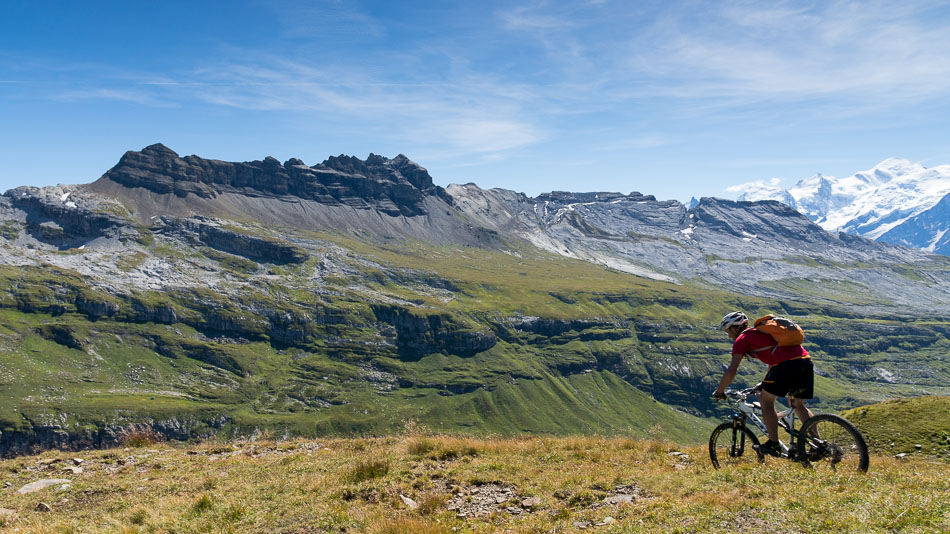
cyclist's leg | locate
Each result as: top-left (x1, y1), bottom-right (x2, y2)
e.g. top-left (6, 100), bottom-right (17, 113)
top-left (791, 397), bottom-right (814, 422)
top-left (758, 389), bottom-right (781, 442)
top-left (791, 397), bottom-right (819, 437)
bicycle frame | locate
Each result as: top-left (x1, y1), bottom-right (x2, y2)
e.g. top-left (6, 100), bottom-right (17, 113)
top-left (726, 390), bottom-right (803, 459)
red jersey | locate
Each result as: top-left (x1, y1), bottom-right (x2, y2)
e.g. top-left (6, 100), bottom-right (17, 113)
top-left (732, 327), bottom-right (808, 366)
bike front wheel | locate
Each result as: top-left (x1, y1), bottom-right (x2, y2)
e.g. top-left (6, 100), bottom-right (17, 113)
top-left (796, 414), bottom-right (869, 473)
top-left (709, 421), bottom-right (764, 469)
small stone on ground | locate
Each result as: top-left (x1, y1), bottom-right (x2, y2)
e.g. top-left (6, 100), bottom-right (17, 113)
top-left (399, 494), bottom-right (419, 510)
top-left (17, 479), bottom-right (72, 494)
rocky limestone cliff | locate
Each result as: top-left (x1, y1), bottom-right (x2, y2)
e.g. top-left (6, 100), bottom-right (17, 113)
top-left (2, 185), bottom-right (138, 249)
top-left (159, 216), bottom-right (309, 264)
top-left (98, 144), bottom-right (452, 217)
top-left (0, 418), bottom-right (228, 459)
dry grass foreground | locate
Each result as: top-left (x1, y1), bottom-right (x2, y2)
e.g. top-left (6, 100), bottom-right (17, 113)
top-left (0, 435), bottom-right (948, 533)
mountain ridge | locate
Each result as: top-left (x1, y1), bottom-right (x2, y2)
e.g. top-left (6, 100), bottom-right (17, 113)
top-left (96, 143), bottom-right (453, 218)
top-left (6, 145), bottom-right (950, 314)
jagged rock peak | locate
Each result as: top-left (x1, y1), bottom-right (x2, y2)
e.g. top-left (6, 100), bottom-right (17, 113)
top-left (320, 152), bottom-right (435, 191)
top-left (141, 143), bottom-right (179, 158)
top-left (98, 144), bottom-right (451, 217)
top-left (695, 196), bottom-right (801, 214)
top-left (535, 191), bottom-right (657, 204)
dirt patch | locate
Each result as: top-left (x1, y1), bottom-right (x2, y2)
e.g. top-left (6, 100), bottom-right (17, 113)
top-left (186, 442), bottom-right (326, 461)
top-left (720, 509), bottom-right (800, 533)
top-left (593, 484), bottom-right (647, 509)
top-left (558, 483), bottom-right (648, 511)
top-left (445, 482), bottom-right (533, 518)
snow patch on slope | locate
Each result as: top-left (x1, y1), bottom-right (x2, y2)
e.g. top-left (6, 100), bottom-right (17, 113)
top-left (928, 228), bottom-right (949, 252)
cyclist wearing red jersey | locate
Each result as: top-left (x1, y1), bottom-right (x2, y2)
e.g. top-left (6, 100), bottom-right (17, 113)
top-left (712, 311), bottom-right (816, 457)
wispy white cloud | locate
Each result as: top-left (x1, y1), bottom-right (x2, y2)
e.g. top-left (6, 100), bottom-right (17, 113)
top-left (597, 134), bottom-right (674, 151)
top-left (628, 0), bottom-right (950, 103)
top-left (489, 1), bottom-right (950, 113)
top-left (52, 88), bottom-right (173, 107)
top-left (174, 54), bottom-right (546, 156)
top-left (725, 177), bottom-right (782, 193)
top-left (264, 0), bottom-right (386, 41)
top-left (493, 1), bottom-right (613, 78)
top-left (498, 2), bottom-right (577, 31)
top-left (435, 118), bottom-right (543, 153)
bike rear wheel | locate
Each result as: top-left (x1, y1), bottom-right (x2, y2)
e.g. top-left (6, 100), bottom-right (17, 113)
top-left (796, 414), bottom-right (869, 473)
top-left (709, 421), bottom-right (764, 469)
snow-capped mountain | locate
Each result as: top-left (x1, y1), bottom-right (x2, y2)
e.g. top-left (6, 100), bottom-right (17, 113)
top-left (736, 158), bottom-right (950, 254)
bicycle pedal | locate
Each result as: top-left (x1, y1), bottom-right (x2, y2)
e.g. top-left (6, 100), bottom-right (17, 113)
top-left (754, 442), bottom-right (784, 458)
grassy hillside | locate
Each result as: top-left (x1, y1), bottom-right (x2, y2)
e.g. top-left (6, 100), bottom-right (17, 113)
top-left (2, 229), bottom-right (950, 449)
top-left (0, 435), bottom-right (947, 533)
top-left (843, 396), bottom-right (950, 458)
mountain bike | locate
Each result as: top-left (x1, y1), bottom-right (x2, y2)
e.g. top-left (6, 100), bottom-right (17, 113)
top-left (709, 386), bottom-right (869, 472)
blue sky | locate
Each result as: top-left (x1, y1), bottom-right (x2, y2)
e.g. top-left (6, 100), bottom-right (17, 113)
top-left (3, 1), bottom-right (950, 203)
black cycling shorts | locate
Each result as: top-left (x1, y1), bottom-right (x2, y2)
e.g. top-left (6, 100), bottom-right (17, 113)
top-left (762, 357), bottom-right (814, 399)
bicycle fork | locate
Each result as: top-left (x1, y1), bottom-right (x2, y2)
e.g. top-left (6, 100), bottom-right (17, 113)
top-left (728, 415), bottom-right (749, 457)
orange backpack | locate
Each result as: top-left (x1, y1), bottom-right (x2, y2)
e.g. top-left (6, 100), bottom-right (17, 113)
top-left (753, 314), bottom-right (804, 347)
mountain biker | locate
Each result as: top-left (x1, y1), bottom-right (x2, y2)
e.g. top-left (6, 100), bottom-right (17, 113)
top-left (712, 311), bottom-right (816, 457)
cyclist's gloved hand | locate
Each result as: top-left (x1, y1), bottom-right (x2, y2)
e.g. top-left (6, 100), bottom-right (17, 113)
top-left (712, 391), bottom-right (726, 401)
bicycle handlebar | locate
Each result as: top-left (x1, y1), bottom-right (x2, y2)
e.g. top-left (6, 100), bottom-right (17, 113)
top-left (723, 386), bottom-right (761, 399)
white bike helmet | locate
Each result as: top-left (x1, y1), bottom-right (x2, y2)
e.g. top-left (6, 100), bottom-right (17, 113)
top-left (718, 311), bottom-right (748, 331)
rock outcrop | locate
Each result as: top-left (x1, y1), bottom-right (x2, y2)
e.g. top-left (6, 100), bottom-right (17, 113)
top-left (372, 305), bottom-right (497, 360)
top-left (99, 144), bottom-right (452, 217)
top-left (159, 216), bottom-right (309, 264)
top-left (0, 418), bottom-right (228, 459)
top-left (3, 186), bottom-right (137, 248)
